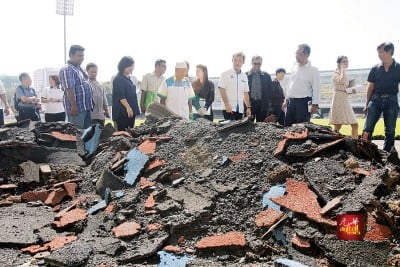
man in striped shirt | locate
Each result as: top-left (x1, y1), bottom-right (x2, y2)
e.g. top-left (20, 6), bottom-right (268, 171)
top-left (59, 45), bottom-right (93, 129)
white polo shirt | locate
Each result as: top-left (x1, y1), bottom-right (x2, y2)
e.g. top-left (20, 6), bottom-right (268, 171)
top-left (218, 69), bottom-right (249, 113)
top-left (157, 76), bottom-right (195, 119)
top-left (286, 61), bottom-right (320, 105)
top-left (42, 87), bottom-right (65, 114)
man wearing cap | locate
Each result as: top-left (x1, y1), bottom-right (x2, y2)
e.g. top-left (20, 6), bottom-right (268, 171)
top-left (219, 52), bottom-right (252, 120)
top-left (157, 62), bottom-right (195, 119)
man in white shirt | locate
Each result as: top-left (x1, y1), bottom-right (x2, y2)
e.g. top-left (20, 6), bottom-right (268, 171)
top-left (157, 62), bottom-right (195, 119)
top-left (282, 44), bottom-right (320, 126)
top-left (140, 59), bottom-right (166, 113)
top-left (219, 52), bottom-right (252, 120)
top-left (0, 80), bottom-right (10, 127)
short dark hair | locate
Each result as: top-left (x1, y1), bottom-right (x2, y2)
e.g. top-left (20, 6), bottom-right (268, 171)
top-left (117, 56), bottom-right (135, 73)
top-left (69, 45), bottom-right (85, 57)
top-left (49, 75), bottom-right (60, 87)
top-left (275, 68), bottom-right (286, 75)
top-left (86, 62), bottom-right (98, 71)
top-left (155, 59), bottom-right (166, 68)
top-left (19, 72), bottom-right (30, 82)
top-left (377, 42), bottom-right (394, 55)
top-left (299, 43), bottom-right (311, 56)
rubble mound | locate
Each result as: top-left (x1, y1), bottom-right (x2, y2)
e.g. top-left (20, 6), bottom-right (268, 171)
top-left (1, 117), bottom-right (400, 266)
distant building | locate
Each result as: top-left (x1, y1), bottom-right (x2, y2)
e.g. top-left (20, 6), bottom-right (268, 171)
top-left (33, 67), bottom-right (60, 95)
top-left (0, 75), bottom-right (19, 89)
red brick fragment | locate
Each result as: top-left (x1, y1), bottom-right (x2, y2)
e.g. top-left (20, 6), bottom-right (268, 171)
top-left (195, 231), bottom-right (246, 249)
top-left (21, 236), bottom-right (77, 254)
top-left (63, 182), bottom-right (77, 198)
top-left (112, 221), bottom-right (141, 238)
top-left (291, 233), bottom-right (310, 248)
top-left (0, 183), bottom-right (17, 189)
top-left (53, 208), bottom-right (87, 228)
top-left (53, 205), bottom-right (61, 212)
top-left (145, 159), bottom-right (166, 172)
top-left (55, 195), bottom-right (87, 219)
top-left (52, 178), bottom-right (82, 189)
top-left (112, 131), bottom-right (132, 137)
top-left (105, 204), bottom-right (115, 214)
top-left (352, 167), bottom-right (370, 176)
top-left (45, 189), bottom-right (68, 206)
top-left (364, 213), bottom-right (392, 241)
top-left (140, 177), bottom-right (156, 190)
top-left (146, 223), bottom-right (164, 232)
top-left (270, 179), bottom-right (336, 227)
top-left (144, 210), bottom-right (157, 214)
top-left (21, 190), bottom-right (49, 203)
top-left (6, 195), bottom-right (21, 203)
top-left (310, 138), bottom-right (344, 156)
top-left (110, 157), bottom-right (127, 171)
top-left (138, 140), bottom-right (157, 154)
top-left (50, 131), bottom-right (77, 142)
top-left (283, 129), bottom-right (308, 140)
top-left (229, 152), bottom-right (249, 162)
top-left (163, 245), bottom-right (182, 253)
top-left (274, 139), bottom-right (288, 156)
top-left (144, 193), bottom-right (156, 209)
top-left (255, 208), bottom-right (285, 227)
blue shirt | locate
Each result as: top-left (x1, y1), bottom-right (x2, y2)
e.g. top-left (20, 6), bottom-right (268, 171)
top-left (59, 62), bottom-right (93, 113)
top-left (368, 59), bottom-right (400, 95)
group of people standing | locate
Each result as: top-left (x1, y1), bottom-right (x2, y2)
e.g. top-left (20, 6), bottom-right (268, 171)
top-left (0, 41), bottom-right (399, 152)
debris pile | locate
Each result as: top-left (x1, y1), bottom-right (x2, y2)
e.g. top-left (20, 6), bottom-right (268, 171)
top-left (1, 113), bottom-right (400, 266)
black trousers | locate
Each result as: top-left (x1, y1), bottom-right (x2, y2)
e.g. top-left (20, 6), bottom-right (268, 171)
top-left (250, 99), bottom-right (267, 122)
top-left (115, 115), bottom-right (135, 131)
top-left (284, 97), bottom-right (311, 126)
top-left (45, 112), bottom-right (66, 122)
top-left (18, 108), bottom-right (40, 122)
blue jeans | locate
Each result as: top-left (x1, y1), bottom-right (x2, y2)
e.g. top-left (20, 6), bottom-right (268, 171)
top-left (363, 93), bottom-right (399, 152)
top-left (68, 110), bottom-right (91, 129)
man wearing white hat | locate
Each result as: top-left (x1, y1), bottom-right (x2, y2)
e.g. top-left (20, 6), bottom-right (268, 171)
top-left (158, 62), bottom-right (195, 119)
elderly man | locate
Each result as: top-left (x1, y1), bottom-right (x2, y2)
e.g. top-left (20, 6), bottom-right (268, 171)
top-left (246, 55), bottom-right (273, 122)
top-left (219, 52), bottom-right (252, 120)
top-left (157, 62), bottom-right (195, 119)
top-left (140, 59), bottom-right (166, 113)
top-left (282, 44), bottom-right (320, 126)
top-left (363, 42), bottom-right (400, 152)
top-left (15, 73), bottom-right (41, 122)
top-left (59, 45), bottom-right (93, 129)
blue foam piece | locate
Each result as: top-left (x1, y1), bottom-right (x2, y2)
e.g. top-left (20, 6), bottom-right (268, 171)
top-left (114, 191), bottom-right (124, 199)
top-left (83, 124), bottom-right (102, 156)
top-left (274, 258), bottom-right (310, 267)
top-left (124, 148), bottom-right (149, 185)
top-left (87, 200), bottom-right (107, 215)
top-left (262, 183), bottom-right (286, 210)
top-left (272, 227), bottom-right (287, 246)
top-left (157, 251), bottom-right (192, 267)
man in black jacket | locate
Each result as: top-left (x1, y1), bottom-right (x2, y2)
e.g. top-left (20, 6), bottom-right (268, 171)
top-left (246, 56), bottom-right (273, 122)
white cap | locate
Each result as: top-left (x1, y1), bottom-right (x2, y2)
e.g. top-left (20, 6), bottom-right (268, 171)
top-left (175, 62), bottom-right (187, 69)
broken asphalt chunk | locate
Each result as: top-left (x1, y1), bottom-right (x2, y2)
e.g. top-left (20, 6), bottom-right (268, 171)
top-left (124, 148), bottom-right (149, 185)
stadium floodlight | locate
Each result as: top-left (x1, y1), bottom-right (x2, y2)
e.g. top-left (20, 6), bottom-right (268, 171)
top-left (56, 0), bottom-right (74, 64)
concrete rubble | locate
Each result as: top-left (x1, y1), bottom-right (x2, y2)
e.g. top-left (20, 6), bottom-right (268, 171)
top-left (0, 112), bottom-right (400, 266)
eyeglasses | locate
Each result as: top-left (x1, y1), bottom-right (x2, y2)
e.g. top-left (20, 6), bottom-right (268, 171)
top-left (253, 63), bottom-right (261, 66)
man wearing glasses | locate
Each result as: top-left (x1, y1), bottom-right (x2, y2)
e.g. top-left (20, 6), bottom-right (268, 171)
top-left (246, 56), bottom-right (273, 122)
top-left (140, 59), bottom-right (167, 113)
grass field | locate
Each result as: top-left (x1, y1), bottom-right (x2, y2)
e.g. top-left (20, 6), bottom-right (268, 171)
top-left (127, 117), bottom-right (399, 138)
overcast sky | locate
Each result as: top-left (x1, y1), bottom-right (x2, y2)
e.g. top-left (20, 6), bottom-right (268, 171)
top-left (1, 0), bottom-right (399, 82)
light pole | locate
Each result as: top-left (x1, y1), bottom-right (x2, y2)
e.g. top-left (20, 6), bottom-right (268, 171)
top-left (56, 0), bottom-right (74, 64)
